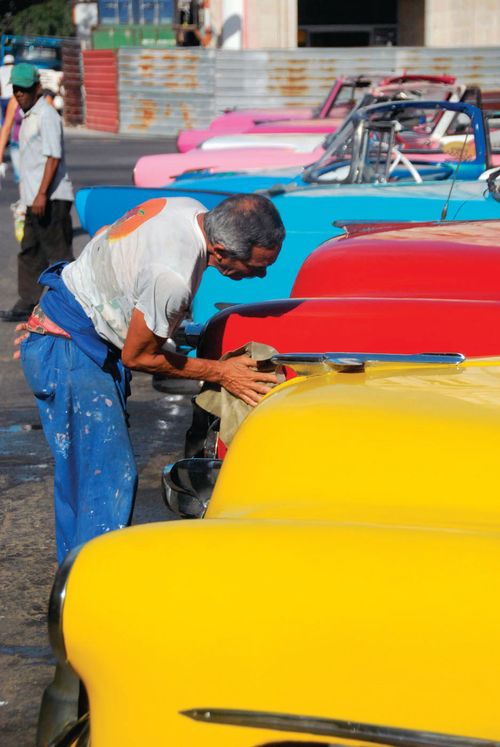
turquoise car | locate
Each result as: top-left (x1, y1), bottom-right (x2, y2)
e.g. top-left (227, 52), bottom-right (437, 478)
top-left (76, 100), bottom-right (500, 326)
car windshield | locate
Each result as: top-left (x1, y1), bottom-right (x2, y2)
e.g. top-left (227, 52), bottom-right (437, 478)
top-left (321, 78), bottom-right (374, 119)
top-left (303, 102), bottom-right (476, 185)
top-left (321, 85), bottom-right (459, 151)
top-left (486, 111), bottom-right (500, 157)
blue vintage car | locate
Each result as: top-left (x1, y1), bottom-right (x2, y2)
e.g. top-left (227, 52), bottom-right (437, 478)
top-left (76, 100), bottom-right (500, 326)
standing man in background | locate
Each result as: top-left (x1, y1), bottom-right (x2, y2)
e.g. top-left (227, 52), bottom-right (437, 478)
top-left (0, 63), bottom-right (74, 322)
top-left (0, 53), bottom-right (14, 123)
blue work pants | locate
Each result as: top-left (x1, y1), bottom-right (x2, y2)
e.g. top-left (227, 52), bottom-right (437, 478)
top-left (21, 333), bottom-right (138, 563)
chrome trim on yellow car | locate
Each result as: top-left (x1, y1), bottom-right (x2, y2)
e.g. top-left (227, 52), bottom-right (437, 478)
top-left (271, 351), bottom-right (465, 375)
top-left (181, 708), bottom-right (500, 747)
top-left (48, 545), bottom-right (82, 665)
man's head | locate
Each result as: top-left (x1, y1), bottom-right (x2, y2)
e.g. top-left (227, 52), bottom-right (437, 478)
top-left (11, 63), bottom-right (41, 112)
top-left (204, 194), bottom-right (285, 281)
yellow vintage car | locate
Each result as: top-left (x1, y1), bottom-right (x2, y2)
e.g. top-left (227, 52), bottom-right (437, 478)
top-left (42, 353), bottom-right (500, 746)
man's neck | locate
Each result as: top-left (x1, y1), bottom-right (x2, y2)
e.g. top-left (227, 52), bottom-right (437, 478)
top-left (24, 94), bottom-right (43, 116)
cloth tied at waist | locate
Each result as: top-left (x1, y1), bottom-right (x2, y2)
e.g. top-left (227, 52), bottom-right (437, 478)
top-left (37, 261), bottom-right (131, 406)
top-left (27, 304), bottom-right (71, 338)
top-left (196, 341), bottom-right (285, 447)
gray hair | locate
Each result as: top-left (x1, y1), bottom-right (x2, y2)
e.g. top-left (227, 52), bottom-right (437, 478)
top-left (203, 193), bottom-right (285, 261)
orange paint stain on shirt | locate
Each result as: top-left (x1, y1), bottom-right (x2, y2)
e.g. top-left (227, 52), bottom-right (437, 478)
top-left (108, 198), bottom-right (167, 242)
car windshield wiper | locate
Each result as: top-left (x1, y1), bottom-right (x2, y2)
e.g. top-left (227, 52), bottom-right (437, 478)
top-left (181, 708), bottom-right (500, 747)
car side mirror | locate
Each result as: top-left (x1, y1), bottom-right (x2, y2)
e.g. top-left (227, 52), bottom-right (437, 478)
top-left (162, 458), bottom-right (222, 519)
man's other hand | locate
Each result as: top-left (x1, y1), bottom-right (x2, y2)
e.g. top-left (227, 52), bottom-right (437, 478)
top-left (219, 355), bottom-right (279, 406)
top-left (13, 322), bottom-right (29, 359)
top-left (31, 193), bottom-right (47, 217)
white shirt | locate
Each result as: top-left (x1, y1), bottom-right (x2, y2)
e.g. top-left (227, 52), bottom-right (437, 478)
top-left (19, 95), bottom-right (73, 206)
top-left (62, 197), bottom-right (208, 349)
top-left (0, 64), bottom-right (13, 98)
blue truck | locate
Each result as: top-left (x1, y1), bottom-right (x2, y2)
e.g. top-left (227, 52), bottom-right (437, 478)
top-left (1, 34), bottom-right (62, 71)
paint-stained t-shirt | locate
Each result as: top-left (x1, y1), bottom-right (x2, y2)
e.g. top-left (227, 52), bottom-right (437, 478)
top-left (62, 197), bottom-right (208, 348)
top-left (19, 95), bottom-right (73, 206)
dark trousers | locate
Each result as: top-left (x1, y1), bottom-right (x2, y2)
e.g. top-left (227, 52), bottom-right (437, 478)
top-left (18, 199), bottom-right (74, 309)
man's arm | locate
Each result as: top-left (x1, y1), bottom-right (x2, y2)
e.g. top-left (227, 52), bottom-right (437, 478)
top-left (31, 155), bottom-right (59, 217)
top-left (0, 96), bottom-right (17, 163)
top-left (122, 308), bottom-right (278, 407)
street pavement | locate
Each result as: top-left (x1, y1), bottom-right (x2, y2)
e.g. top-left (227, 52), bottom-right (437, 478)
top-left (0, 128), bottom-right (195, 745)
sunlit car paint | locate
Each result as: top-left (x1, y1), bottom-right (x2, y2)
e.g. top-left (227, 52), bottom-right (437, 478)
top-left (196, 220), bottom-right (500, 358)
top-left (176, 74), bottom-right (377, 152)
top-left (136, 80), bottom-right (468, 187)
top-left (191, 219), bottom-right (500, 456)
top-left (290, 218), bottom-right (500, 298)
top-left (176, 73), bottom-right (458, 151)
top-left (75, 178), bottom-right (500, 330)
top-left (46, 355), bottom-right (500, 745)
top-left (162, 99), bottom-right (492, 191)
top-left (75, 103), bottom-right (500, 327)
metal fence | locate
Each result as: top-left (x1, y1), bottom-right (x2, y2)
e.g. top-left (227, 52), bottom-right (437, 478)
top-left (110, 46), bottom-right (500, 136)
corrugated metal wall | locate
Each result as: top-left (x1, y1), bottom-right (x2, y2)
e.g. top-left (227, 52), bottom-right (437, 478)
top-left (85, 46), bottom-right (500, 135)
top-left (118, 48), bottom-right (216, 134)
top-left (83, 50), bottom-right (120, 133)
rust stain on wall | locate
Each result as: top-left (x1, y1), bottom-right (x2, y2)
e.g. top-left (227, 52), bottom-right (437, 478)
top-left (268, 84), bottom-right (309, 97)
top-left (161, 52), bottom-right (198, 62)
top-left (135, 99), bottom-right (158, 129)
top-left (179, 102), bottom-right (194, 128)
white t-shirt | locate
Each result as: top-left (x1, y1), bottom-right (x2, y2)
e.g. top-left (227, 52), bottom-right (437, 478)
top-left (62, 197), bottom-right (208, 349)
top-left (0, 64), bottom-right (13, 98)
top-left (19, 95), bottom-right (74, 206)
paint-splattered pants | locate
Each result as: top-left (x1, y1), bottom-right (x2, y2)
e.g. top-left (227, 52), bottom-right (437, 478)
top-left (21, 332), bottom-right (138, 564)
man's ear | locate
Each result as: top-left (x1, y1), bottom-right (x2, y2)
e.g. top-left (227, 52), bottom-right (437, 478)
top-left (212, 244), bottom-right (228, 260)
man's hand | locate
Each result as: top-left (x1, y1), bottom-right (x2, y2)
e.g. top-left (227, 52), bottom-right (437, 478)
top-left (32, 156), bottom-right (60, 217)
top-left (122, 309), bottom-right (279, 406)
top-left (219, 354), bottom-right (278, 406)
top-left (13, 322), bottom-right (29, 360)
top-left (31, 193), bottom-right (47, 217)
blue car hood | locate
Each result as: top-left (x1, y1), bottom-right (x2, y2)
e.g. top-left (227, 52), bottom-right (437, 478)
top-left (169, 166), bottom-right (304, 193)
top-left (75, 178), bottom-right (499, 327)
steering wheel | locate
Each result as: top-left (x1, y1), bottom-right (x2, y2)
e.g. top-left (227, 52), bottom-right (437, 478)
top-left (389, 147), bottom-right (423, 183)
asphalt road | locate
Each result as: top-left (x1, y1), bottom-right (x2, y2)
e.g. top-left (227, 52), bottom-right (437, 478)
top-left (0, 127), bottom-right (196, 745)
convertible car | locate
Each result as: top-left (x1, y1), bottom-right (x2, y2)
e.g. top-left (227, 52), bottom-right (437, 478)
top-left (40, 352), bottom-right (500, 746)
top-left (176, 74), bottom-right (459, 151)
top-left (175, 73), bottom-right (375, 151)
top-left (184, 218), bottom-right (500, 457)
top-left (76, 101), bottom-right (500, 326)
top-left (135, 77), bottom-right (468, 186)
top-left (197, 219), bottom-right (500, 357)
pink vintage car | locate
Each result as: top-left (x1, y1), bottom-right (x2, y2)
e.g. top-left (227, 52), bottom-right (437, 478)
top-left (134, 76), bottom-right (465, 188)
top-left (176, 75), bottom-right (373, 152)
top-left (177, 73), bottom-right (457, 152)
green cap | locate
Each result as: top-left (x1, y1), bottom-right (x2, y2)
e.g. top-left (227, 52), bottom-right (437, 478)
top-left (10, 63), bottom-right (40, 88)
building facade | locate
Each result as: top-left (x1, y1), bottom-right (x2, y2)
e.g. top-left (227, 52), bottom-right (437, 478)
top-left (90, 0), bottom-right (500, 49)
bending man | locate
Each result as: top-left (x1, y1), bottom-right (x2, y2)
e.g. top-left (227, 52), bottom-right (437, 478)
top-left (19, 193), bottom-right (285, 563)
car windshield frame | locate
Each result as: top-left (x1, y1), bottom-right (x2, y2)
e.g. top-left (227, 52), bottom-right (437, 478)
top-left (302, 100), bottom-right (484, 186)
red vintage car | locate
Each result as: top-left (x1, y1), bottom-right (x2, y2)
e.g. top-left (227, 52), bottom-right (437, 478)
top-left (291, 219), bottom-right (500, 299)
top-left (188, 219), bottom-right (500, 459)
